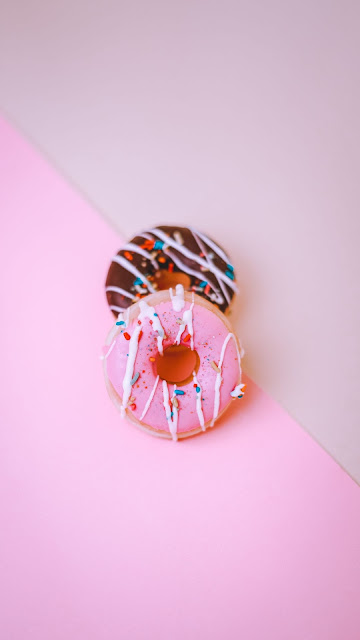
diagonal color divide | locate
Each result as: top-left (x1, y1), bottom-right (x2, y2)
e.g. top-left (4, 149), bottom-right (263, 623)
top-left (0, 117), bottom-right (359, 640)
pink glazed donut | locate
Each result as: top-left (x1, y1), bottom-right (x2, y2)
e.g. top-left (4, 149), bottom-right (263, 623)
top-left (102, 285), bottom-right (245, 440)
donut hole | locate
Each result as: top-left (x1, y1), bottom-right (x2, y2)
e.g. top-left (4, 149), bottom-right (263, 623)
top-left (156, 344), bottom-right (200, 386)
top-left (154, 270), bottom-right (191, 291)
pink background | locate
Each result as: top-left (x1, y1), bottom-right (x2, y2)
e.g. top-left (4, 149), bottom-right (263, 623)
top-left (1, 117), bottom-right (360, 639)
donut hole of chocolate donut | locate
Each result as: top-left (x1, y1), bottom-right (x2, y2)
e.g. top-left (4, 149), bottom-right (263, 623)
top-left (155, 344), bottom-right (200, 387)
top-left (154, 270), bottom-right (191, 292)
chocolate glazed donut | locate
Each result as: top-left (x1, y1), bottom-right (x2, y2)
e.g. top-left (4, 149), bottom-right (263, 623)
top-left (105, 225), bottom-right (237, 316)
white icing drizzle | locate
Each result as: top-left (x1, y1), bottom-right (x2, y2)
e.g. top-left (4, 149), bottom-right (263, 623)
top-left (189, 226), bottom-right (231, 265)
top-left (211, 332), bottom-right (243, 427)
top-left (162, 380), bottom-right (178, 441)
top-left (106, 285), bottom-right (136, 300)
top-left (112, 254), bottom-right (156, 293)
top-left (170, 283), bottom-right (186, 312)
top-left (100, 340), bottom-right (116, 360)
top-left (191, 228), bottom-right (230, 305)
top-left (193, 372), bottom-right (205, 430)
top-left (110, 304), bottom-right (127, 313)
top-left (175, 295), bottom-right (195, 350)
top-left (139, 299), bottom-right (165, 355)
top-left (139, 375), bottom-right (160, 421)
top-left (165, 249), bottom-right (224, 305)
top-left (230, 383), bottom-right (246, 398)
top-left (121, 323), bottom-right (143, 417)
top-left (144, 227), bottom-right (237, 291)
top-left (123, 242), bottom-right (159, 269)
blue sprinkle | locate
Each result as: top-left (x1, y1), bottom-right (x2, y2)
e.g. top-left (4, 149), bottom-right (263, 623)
top-left (226, 264), bottom-right (234, 272)
top-left (174, 390), bottom-right (185, 396)
top-left (225, 270), bottom-right (235, 280)
top-left (133, 277), bottom-right (143, 285)
top-left (154, 240), bottom-right (164, 250)
top-left (196, 386), bottom-right (200, 393)
top-left (238, 394), bottom-right (244, 399)
top-left (116, 320), bottom-right (125, 326)
top-left (170, 412), bottom-right (174, 418)
top-left (199, 280), bottom-right (207, 288)
top-left (154, 313), bottom-right (158, 316)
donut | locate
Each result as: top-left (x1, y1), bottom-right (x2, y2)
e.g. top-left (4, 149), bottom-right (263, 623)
top-left (105, 225), bottom-right (237, 317)
top-left (102, 284), bottom-right (245, 440)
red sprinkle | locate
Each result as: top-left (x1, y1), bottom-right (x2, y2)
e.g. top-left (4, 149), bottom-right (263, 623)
top-left (123, 332), bottom-right (131, 340)
top-left (138, 330), bottom-right (143, 340)
top-left (204, 284), bottom-right (211, 295)
top-left (168, 263), bottom-right (174, 273)
top-left (124, 251), bottom-right (133, 261)
top-left (149, 357), bottom-right (155, 362)
top-left (130, 403), bottom-right (136, 410)
top-left (183, 334), bottom-right (191, 342)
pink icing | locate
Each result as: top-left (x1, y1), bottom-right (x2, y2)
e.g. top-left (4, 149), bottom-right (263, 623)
top-left (105, 298), bottom-right (241, 436)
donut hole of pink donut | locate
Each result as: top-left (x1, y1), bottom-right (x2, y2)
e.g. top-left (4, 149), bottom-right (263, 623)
top-left (103, 289), bottom-right (243, 440)
top-left (155, 344), bottom-right (200, 386)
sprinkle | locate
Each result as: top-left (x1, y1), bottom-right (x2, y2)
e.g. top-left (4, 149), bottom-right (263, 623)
top-left (196, 386), bottom-right (200, 393)
top-left (149, 357), bottom-right (155, 362)
top-left (133, 277), bottom-right (143, 286)
top-left (204, 284), bottom-right (211, 295)
top-left (154, 313), bottom-right (158, 316)
top-left (168, 263), bottom-right (174, 273)
top-left (158, 256), bottom-right (166, 263)
top-left (225, 270), bottom-right (235, 280)
top-left (116, 320), bottom-right (125, 326)
top-left (174, 389), bottom-right (185, 396)
top-left (238, 394), bottom-right (244, 399)
top-left (174, 231), bottom-right (183, 245)
top-left (131, 372), bottom-right (140, 386)
top-left (172, 397), bottom-right (179, 408)
top-left (193, 383), bottom-right (197, 388)
top-left (154, 240), bottom-right (164, 250)
top-left (123, 332), bottom-right (131, 340)
top-left (227, 264), bottom-right (234, 272)
top-left (130, 403), bottom-right (136, 411)
top-left (129, 396), bottom-right (135, 404)
top-left (138, 330), bottom-right (143, 340)
top-left (183, 334), bottom-right (191, 342)
top-left (211, 361), bottom-right (221, 373)
top-left (124, 251), bottom-right (133, 261)
top-left (170, 412), bottom-right (174, 418)
top-left (199, 281), bottom-right (207, 288)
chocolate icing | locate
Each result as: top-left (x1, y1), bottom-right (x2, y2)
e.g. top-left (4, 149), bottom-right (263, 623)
top-left (105, 225), bottom-right (237, 315)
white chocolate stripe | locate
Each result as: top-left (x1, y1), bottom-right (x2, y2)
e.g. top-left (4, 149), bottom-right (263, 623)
top-left (121, 323), bottom-right (143, 417)
top-left (193, 372), bottom-right (205, 430)
top-left (189, 226), bottom-right (231, 265)
top-left (144, 228), bottom-right (238, 292)
top-left (123, 242), bottom-right (159, 269)
top-left (165, 249), bottom-right (224, 305)
top-left (211, 333), bottom-right (243, 427)
top-left (110, 304), bottom-right (127, 313)
top-left (138, 232), bottom-right (154, 241)
top-left (112, 255), bottom-right (156, 293)
top-left (190, 228), bottom-right (230, 305)
top-left (106, 285), bottom-right (135, 300)
top-left (162, 380), bottom-right (178, 441)
top-left (139, 375), bottom-right (160, 422)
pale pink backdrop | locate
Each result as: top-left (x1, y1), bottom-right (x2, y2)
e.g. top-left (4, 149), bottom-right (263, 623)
top-left (1, 117), bottom-right (360, 639)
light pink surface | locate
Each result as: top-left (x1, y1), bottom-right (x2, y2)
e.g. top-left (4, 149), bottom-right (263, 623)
top-left (106, 297), bottom-right (241, 432)
top-left (1, 116), bottom-right (360, 640)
